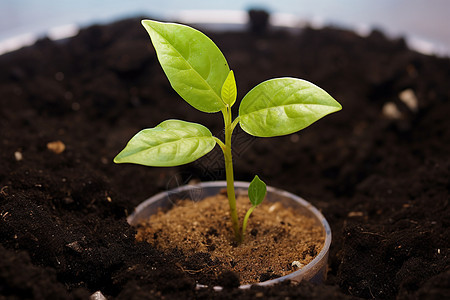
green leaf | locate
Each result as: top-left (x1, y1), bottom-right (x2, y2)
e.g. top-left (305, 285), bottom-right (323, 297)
top-left (114, 120), bottom-right (216, 167)
top-left (221, 70), bottom-right (237, 106)
top-left (141, 20), bottom-right (229, 113)
top-left (248, 175), bottom-right (267, 206)
top-left (239, 78), bottom-right (342, 137)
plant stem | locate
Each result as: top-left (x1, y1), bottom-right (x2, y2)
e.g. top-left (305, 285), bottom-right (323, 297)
top-left (222, 107), bottom-right (242, 243)
top-left (241, 206), bottom-right (255, 241)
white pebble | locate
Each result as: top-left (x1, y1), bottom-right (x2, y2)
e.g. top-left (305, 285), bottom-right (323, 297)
top-left (399, 89), bottom-right (418, 112)
top-left (382, 102), bottom-right (403, 119)
top-left (291, 261), bottom-right (304, 269)
top-left (14, 151), bottom-right (23, 161)
top-left (90, 291), bottom-right (107, 300)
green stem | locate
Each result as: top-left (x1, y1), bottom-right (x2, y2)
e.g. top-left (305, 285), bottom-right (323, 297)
top-left (213, 137), bottom-right (226, 151)
top-left (241, 206), bottom-right (255, 240)
top-left (222, 107), bottom-right (242, 243)
top-left (231, 116), bottom-right (240, 132)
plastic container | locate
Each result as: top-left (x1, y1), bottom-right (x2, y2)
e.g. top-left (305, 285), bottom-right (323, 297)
top-left (127, 181), bottom-right (332, 289)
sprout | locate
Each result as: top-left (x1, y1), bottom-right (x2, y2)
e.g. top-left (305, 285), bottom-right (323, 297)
top-left (115, 20), bottom-right (342, 243)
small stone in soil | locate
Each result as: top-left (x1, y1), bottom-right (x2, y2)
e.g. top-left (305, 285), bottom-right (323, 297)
top-left (66, 241), bottom-right (83, 253)
top-left (14, 151), bottom-right (23, 161)
top-left (47, 140), bottom-right (66, 154)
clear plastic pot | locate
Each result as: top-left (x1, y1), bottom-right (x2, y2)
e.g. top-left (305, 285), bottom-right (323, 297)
top-left (127, 181), bottom-right (332, 289)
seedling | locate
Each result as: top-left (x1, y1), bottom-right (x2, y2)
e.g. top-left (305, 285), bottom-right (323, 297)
top-left (114, 20), bottom-right (342, 243)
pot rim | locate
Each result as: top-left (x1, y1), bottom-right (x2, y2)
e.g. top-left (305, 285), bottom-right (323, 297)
top-left (127, 180), bottom-right (332, 289)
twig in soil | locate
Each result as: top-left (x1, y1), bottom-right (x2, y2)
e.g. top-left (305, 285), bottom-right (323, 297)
top-left (1, 211), bottom-right (9, 220)
top-left (368, 285), bottom-right (375, 299)
top-left (175, 262), bottom-right (215, 275)
top-left (0, 185), bottom-right (8, 196)
top-left (360, 231), bottom-right (385, 238)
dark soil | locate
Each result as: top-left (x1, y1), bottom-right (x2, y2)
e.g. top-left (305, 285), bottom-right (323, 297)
top-left (0, 16), bottom-right (449, 299)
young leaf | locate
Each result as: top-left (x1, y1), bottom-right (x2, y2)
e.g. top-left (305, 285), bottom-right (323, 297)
top-left (248, 175), bottom-right (267, 206)
top-left (239, 78), bottom-right (342, 137)
top-left (141, 20), bottom-right (229, 113)
top-left (221, 70), bottom-right (237, 107)
top-left (114, 120), bottom-right (216, 167)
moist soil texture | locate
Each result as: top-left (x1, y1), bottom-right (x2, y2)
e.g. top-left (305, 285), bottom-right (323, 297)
top-left (0, 16), bottom-right (449, 299)
top-left (136, 191), bottom-right (324, 285)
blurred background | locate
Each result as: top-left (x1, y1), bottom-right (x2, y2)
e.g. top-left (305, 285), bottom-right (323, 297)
top-left (1, 0), bottom-right (449, 56)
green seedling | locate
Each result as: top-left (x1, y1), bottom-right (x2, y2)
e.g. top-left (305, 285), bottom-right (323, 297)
top-left (114, 20), bottom-right (342, 243)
